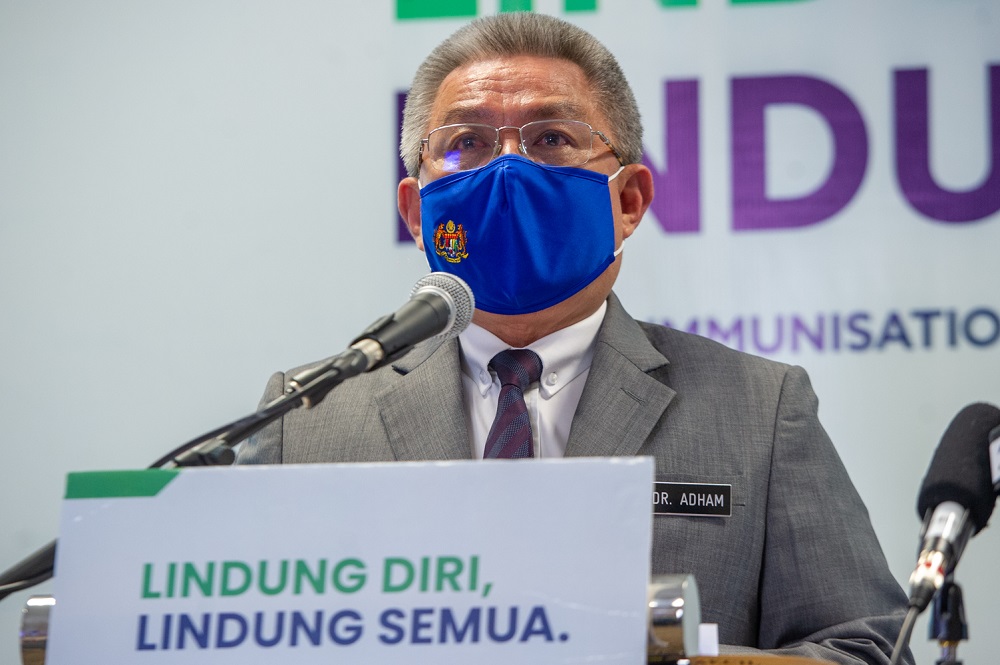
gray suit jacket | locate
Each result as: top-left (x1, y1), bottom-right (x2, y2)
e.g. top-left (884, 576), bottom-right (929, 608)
top-left (238, 293), bottom-right (911, 665)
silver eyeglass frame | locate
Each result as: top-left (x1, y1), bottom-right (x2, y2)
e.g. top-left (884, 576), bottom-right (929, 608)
top-left (418, 119), bottom-right (625, 173)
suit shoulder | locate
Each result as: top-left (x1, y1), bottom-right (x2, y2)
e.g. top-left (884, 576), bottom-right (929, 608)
top-left (637, 320), bottom-right (794, 386)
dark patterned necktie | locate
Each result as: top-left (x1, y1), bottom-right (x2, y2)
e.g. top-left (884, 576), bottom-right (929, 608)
top-left (483, 349), bottom-right (543, 459)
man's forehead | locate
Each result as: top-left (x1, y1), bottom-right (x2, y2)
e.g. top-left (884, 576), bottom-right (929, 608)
top-left (439, 100), bottom-right (589, 127)
top-left (427, 55), bottom-right (599, 128)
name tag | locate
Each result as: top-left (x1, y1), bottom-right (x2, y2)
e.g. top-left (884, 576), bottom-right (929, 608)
top-left (652, 482), bottom-right (732, 517)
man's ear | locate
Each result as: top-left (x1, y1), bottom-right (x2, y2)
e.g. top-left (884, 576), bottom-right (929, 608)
top-left (617, 164), bottom-right (655, 240)
top-left (398, 176), bottom-right (424, 251)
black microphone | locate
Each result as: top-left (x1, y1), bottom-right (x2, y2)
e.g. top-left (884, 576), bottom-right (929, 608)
top-left (989, 423), bottom-right (1000, 494)
top-left (907, 402), bottom-right (1000, 612)
top-left (350, 272), bottom-right (475, 371)
top-left (286, 273), bottom-right (474, 400)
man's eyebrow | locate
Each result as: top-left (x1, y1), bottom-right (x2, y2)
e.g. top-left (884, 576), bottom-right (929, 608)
top-left (438, 101), bottom-right (590, 127)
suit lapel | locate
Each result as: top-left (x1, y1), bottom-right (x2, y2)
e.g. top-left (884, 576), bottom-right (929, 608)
top-left (376, 338), bottom-right (473, 461)
top-left (372, 293), bottom-right (673, 461)
top-left (565, 294), bottom-right (676, 458)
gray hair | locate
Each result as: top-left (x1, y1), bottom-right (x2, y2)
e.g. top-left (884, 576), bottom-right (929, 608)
top-left (399, 12), bottom-right (643, 177)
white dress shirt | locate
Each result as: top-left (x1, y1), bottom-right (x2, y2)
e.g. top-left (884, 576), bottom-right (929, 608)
top-left (458, 302), bottom-right (607, 458)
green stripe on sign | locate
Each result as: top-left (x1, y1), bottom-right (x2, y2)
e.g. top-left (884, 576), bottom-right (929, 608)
top-left (65, 470), bottom-right (180, 499)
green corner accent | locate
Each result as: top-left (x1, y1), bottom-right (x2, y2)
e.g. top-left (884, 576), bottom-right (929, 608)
top-left (500, 0), bottom-right (533, 11)
top-left (565, 0), bottom-right (597, 11)
top-left (66, 470), bottom-right (180, 499)
top-left (659, 0), bottom-right (698, 6)
top-left (396, 0), bottom-right (477, 20)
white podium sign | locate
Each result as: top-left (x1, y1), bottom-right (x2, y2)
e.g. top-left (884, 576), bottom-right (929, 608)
top-left (47, 457), bottom-right (654, 664)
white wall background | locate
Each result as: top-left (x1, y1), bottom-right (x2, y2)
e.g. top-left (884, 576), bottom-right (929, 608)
top-left (1, 2), bottom-right (997, 664)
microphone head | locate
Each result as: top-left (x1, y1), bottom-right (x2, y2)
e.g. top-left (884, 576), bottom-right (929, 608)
top-left (411, 273), bottom-right (475, 341)
top-left (917, 402), bottom-right (1000, 533)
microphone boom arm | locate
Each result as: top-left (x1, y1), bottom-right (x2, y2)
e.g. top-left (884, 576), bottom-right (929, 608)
top-left (0, 272), bottom-right (475, 602)
top-left (0, 347), bottom-right (372, 602)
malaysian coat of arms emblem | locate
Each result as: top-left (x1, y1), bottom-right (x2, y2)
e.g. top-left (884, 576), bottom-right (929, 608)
top-left (433, 220), bottom-right (469, 263)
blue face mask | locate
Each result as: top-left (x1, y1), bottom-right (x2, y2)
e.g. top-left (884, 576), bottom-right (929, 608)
top-left (419, 155), bottom-right (624, 315)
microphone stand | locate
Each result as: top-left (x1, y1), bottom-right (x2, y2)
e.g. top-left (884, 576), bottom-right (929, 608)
top-left (0, 348), bottom-right (373, 602)
top-left (1, 268), bottom-right (469, 603)
top-left (152, 348), bottom-right (369, 468)
top-left (929, 574), bottom-right (967, 665)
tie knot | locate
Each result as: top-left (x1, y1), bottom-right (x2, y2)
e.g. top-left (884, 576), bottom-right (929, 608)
top-left (489, 349), bottom-right (542, 391)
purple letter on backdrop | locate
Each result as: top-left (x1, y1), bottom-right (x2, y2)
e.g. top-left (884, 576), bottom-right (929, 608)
top-left (732, 75), bottom-right (868, 230)
top-left (396, 91), bottom-right (412, 243)
top-left (895, 65), bottom-right (1000, 223)
top-left (642, 80), bottom-right (700, 233)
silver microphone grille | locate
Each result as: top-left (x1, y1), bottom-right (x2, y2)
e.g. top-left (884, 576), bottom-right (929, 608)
top-left (411, 272), bottom-right (475, 341)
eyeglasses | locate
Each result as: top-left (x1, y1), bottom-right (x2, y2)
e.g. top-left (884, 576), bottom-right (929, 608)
top-left (419, 119), bottom-right (624, 174)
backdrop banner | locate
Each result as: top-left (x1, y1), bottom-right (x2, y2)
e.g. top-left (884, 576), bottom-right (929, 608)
top-left (1, 3), bottom-right (997, 665)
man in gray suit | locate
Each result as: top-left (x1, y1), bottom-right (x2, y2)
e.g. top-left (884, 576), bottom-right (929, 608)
top-left (239, 12), bottom-right (912, 665)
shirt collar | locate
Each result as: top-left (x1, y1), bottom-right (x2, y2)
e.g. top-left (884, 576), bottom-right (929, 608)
top-left (458, 301), bottom-right (607, 399)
